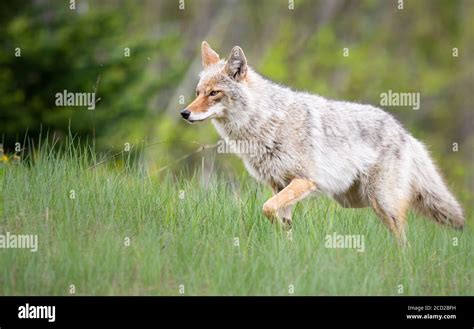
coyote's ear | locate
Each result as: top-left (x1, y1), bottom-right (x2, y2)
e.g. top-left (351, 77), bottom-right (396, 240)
top-left (201, 41), bottom-right (220, 68)
top-left (225, 46), bottom-right (247, 81)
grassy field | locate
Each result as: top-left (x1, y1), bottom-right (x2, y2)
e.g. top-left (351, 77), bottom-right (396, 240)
top-left (1, 142), bottom-right (472, 296)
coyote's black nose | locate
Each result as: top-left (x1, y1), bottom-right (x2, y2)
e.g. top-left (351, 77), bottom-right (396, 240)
top-left (180, 109), bottom-right (190, 120)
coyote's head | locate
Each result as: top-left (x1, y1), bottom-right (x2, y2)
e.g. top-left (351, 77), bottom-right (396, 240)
top-left (180, 41), bottom-right (248, 123)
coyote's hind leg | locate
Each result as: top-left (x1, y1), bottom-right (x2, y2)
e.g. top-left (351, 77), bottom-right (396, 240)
top-left (371, 197), bottom-right (409, 247)
top-left (366, 152), bottom-right (412, 247)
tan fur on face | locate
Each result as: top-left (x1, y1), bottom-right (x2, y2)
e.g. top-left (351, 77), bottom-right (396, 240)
top-left (187, 94), bottom-right (211, 113)
top-left (187, 77), bottom-right (223, 113)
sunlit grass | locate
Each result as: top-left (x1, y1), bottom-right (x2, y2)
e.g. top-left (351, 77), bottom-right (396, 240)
top-left (1, 140), bottom-right (472, 295)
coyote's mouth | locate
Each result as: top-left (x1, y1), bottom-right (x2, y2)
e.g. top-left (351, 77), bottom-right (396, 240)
top-left (186, 118), bottom-right (204, 123)
top-left (186, 113), bottom-right (217, 123)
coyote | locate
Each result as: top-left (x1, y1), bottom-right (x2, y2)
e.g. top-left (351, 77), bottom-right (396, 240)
top-left (180, 41), bottom-right (465, 245)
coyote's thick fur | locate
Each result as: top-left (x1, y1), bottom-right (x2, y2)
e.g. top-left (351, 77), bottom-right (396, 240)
top-left (180, 41), bottom-right (465, 245)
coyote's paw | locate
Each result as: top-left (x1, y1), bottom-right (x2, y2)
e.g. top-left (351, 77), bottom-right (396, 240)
top-left (281, 217), bottom-right (292, 229)
top-left (262, 201), bottom-right (278, 222)
top-left (262, 202), bottom-right (293, 232)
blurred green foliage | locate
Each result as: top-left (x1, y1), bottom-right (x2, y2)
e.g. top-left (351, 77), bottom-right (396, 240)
top-left (0, 0), bottom-right (186, 148)
top-left (0, 0), bottom-right (472, 203)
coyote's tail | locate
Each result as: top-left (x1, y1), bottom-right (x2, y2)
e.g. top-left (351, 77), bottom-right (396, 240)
top-left (410, 139), bottom-right (465, 229)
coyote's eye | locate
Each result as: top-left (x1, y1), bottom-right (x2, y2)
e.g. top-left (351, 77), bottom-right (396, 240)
top-left (195, 90), bottom-right (200, 97)
top-left (209, 90), bottom-right (219, 97)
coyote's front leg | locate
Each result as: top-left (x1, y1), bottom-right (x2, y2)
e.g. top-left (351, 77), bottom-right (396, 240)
top-left (262, 178), bottom-right (317, 230)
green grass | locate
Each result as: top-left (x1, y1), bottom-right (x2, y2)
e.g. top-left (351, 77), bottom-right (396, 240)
top-left (1, 141), bottom-right (472, 296)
